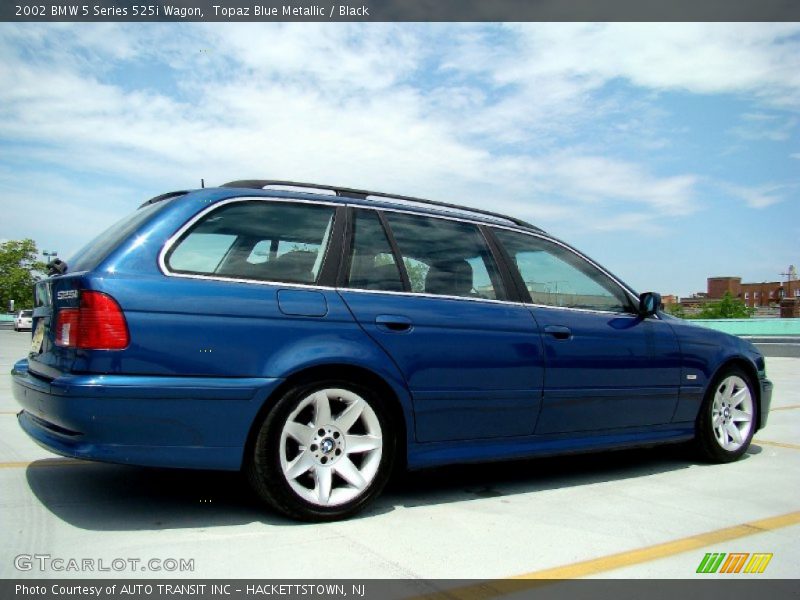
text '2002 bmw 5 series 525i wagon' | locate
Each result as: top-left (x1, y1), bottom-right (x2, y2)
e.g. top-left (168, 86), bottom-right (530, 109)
top-left (12, 180), bottom-right (773, 521)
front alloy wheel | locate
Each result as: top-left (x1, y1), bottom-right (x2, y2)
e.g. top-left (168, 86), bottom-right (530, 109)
top-left (696, 367), bottom-right (756, 462)
top-left (710, 374), bottom-right (754, 453)
top-left (247, 382), bottom-right (394, 521)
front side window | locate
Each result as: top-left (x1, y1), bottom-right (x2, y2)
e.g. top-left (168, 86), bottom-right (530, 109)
top-left (494, 229), bottom-right (632, 312)
top-left (166, 201), bottom-right (335, 284)
top-left (383, 212), bottom-right (505, 301)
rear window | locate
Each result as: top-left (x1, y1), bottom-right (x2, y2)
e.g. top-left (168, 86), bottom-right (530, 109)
top-left (165, 200), bottom-right (335, 285)
top-left (68, 199), bottom-right (175, 273)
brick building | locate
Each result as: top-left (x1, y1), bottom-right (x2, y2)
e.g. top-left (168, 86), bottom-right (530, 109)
top-left (707, 273), bottom-right (800, 308)
top-left (661, 294), bottom-right (679, 306)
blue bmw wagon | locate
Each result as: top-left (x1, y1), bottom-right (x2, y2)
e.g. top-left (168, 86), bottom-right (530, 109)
top-left (12, 180), bottom-right (773, 520)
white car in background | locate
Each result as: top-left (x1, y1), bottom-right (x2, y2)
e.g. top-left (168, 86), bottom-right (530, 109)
top-left (14, 310), bottom-right (32, 331)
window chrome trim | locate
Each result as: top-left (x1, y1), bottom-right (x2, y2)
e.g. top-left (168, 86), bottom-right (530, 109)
top-left (339, 286), bottom-right (515, 306)
top-left (523, 303), bottom-right (639, 317)
top-left (159, 195), bottom-right (340, 281)
top-left (157, 271), bottom-right (339, 292)
top-left (159, 194), bottom-right (639, 311)
top-left (159, 269), bottom-right (520, 307)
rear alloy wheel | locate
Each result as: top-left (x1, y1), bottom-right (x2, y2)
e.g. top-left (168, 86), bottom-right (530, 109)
top-left (696, 368), bottom-right (756, 462)
top-left (247, 383), bottom-right (394, 521)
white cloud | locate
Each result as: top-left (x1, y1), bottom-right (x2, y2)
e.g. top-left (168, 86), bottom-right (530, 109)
top-left (722, 183), bottom-right (792, 209)
top-left (494, 23), bottom-right (800, 103)
top-left (434, 23), bottom-right (800, 150)
top-left (0, 168), bottom-right (142, 258)
top-left (0, 21), bottom-right (796, 253)
top-left (730, 113), bottom-right (798, 142)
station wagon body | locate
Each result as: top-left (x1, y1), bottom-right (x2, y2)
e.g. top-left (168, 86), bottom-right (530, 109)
top-left (12, 181), bottom-right (773, 520)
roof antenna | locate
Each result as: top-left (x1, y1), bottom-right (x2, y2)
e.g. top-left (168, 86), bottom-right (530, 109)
top-left (201, 178), bottom-right (205, 189)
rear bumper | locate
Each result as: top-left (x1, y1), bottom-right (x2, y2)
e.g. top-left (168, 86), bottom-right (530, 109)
top-left (759, 376), bottom-right (773, 430)
top-left (12, 359), bottom-right (281, 470)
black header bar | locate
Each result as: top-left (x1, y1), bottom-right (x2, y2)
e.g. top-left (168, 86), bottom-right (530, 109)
top-left (4, 0), bottom-right (800, 22)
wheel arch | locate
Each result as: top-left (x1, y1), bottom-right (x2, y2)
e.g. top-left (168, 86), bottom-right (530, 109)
top-left (243, 362), bottom-right (412, 471)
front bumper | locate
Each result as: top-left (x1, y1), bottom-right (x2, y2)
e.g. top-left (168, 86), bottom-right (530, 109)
top-left (12, 359), bottom-right (281, 470)
top-left (759, 376), bottom-right (773, 430)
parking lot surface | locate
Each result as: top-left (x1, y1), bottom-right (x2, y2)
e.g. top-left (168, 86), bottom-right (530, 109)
top-left (1, 328), bottom-right (798, 580)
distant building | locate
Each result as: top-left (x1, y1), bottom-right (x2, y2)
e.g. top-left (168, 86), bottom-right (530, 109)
top-left (707, 275), bottom-right (800, 308)
top-left (679, 293), bottom-right (711, 313)
top-left (660, 294), bottom-right (679, 307)
top-left (672, 267), bottom-right (799, 317)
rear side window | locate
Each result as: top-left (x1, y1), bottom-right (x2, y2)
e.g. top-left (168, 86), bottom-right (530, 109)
top-left (383, 212), bottom-right (506, 301)
top-left (166, 201), bottom-right (335, 285)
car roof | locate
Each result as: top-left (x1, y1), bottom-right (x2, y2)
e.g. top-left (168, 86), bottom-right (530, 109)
top-left (142, 180), bottom-right (547, 234)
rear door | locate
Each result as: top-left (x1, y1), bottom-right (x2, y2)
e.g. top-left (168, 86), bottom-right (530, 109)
top-left (338, 209), bottom-right (545, 443)
top-left (491, 228), bottom-right (682, 434)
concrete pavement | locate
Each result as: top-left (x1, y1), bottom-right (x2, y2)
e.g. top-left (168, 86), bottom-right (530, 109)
top-left (1, 328), bottom-right (798, 580)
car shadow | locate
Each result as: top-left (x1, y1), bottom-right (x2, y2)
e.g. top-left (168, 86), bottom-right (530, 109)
top-left (24, 442), bottom-right (750, 531)
top-left (25, 460), bottom-right (285, 530)
top-left (383, 442), bottom-right (743, 508)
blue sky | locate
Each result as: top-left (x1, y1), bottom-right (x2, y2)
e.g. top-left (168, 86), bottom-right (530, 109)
top-left (0, 23), bottom-right (798, 296)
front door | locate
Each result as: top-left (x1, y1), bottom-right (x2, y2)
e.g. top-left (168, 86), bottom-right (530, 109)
top-left (491, 228), bottom-right (682, 434)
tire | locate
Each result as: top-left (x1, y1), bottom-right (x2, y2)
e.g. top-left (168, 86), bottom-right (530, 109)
top-left (246, 381), bottom-right (395, 521)
top-left (695, 366), bottom-right (757, 463)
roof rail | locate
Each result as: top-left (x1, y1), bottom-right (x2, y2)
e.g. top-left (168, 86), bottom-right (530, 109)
top-left (139, 190), bottom-right (189, 208)
top-left (221, 179), bottom-right (544, 232)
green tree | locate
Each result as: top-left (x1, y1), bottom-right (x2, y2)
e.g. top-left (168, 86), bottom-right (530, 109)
top-left (0, 239), bottom-right (46, 311)
top-left (697, 291), bottom-right (754, 319)
top-left (403, 258), bottom-right (429, 292)
top-left (665, 302), bottom-right (687, 319)
top-left (373, 254), bottom-right (429, 291)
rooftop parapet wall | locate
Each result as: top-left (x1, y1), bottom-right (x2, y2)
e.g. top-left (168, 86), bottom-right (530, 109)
top-left (691, 318), bottom-right (800, 336)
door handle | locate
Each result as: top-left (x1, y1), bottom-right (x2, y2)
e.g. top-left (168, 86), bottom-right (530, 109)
top-left (544, 325), bottom-right (572, 340)
top-left (375, 315), bottom-right (413, 332)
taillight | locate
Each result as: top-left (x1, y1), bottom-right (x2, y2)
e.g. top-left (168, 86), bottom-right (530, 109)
top-left (55, 291), bottom-right (129, 350)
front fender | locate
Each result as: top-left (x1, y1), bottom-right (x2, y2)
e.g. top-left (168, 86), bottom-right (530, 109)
top-left (664, 317), bottom-right (764, 423)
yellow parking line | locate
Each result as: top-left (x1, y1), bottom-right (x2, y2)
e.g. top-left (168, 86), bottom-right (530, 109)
top-left (0, 411), bottom-right (19, 415)
top-left (512, 511), bottom-right (800, 579)
top-left (415, 511), bottom-right (800, 600)
top-left (0, 458), bottom-right (89, 469)
top-left (755, 439), bottom-right (800, 451)
top-left (771, 404), bottom-right (800, 411)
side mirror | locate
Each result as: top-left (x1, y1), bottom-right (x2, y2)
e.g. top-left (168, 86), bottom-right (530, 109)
top-left (638, 292), bottom-right (662, 317)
